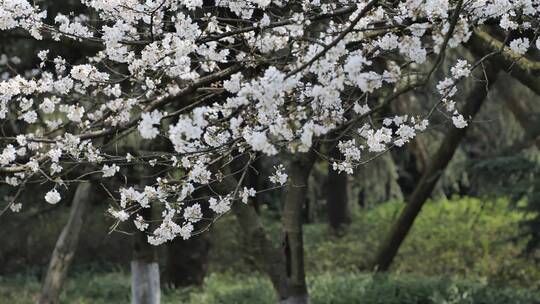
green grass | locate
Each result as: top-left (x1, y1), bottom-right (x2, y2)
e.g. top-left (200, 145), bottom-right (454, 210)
top-left (2, 271), bottom-right (539, 304)
top-left (2, 196), bottom-right (540, 303)
top-left (210, 196), bottom-right (540, 288)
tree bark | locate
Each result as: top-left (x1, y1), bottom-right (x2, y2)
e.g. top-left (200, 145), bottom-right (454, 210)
top-left (39, 183), bottom-right (92, 304)
top-left (163, 189), bottom-right (210, 288)
top-left (326, 144), bottom-right (351, 233)
top-left (131, 206), bottom-right (160, 304)
top-left (131, 260), bottom-right (160, 304)
top-left (467, 29), bottom-right (540, 95)
top-left (163, 233), bottom-right (210, 287)
top-left (501, 88), bottom-right (540, 148)
top-left (223, 151), bottom-right (315, 303)
top-left (372, 65), bottom-right (499, 272)
top-left (280, 152), bottom-right (316, 303)
top-left (231, 201), bottom-right (291, 298)
top-left (212, 159), bottom-right (291, 301)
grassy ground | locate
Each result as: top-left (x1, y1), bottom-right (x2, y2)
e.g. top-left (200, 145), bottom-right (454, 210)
top-left (2, 271), bottom-right (539, 304)
top-left (2, 197), bottom-right (540, 303)
top-left (210, 197), bottom-right (540, 288)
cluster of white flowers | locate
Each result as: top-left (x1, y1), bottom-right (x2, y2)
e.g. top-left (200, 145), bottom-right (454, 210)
top-left (134, 215), bottom-right (149, 231)
top-left (509, 38), bottom-right (530, 55)
top-left (45, 189), bottom-right (61, 204)
top-left (0, 0), bottom-right (537, 244)
top-left (184, 204), bottom-right (203, 222)
top-left (102, 164), bottom-right (120, 178)
top-left (138, 110), bottom-right (164, 139)
top-left (240, 187), bottom-right (257, 204)
top-left (10, 202), bottom-right (22, 212)
top-left (436, 60), bottom-right (476, 129)
top-left (268, 164), bottom-right (287, 185)
top-left (109, 208), bottom-right (130, 222)
top-left (209, 196), bottom-right (232, 214)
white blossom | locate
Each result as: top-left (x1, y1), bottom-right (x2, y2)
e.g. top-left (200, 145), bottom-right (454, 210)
top-left (45, 189), bottom-right (61, 204)
top-left (452, 114), bottom-right (468, 129)
top-left (134, 215), bottom-right (149, 231)
top-left (240, 187), bottom-right (256, 204)
top-left (209, 196), bottom-right (231, 214)
top-left (269, 165), bottom-right (288, 185)
top-left (138, 110), bottom-right (163, 139)
top-left (10, 202), bottom-right (22, 212)
top-left (450, 60), bottom-right (471, 79)
top-left (509, 38), bottom-right (529, 55)
top-left (109, 208), bottom-right (129, 221)
top-left (184, 204), bottom-right (203, 222)
top-left (102, 164), bottom-right (120, 177)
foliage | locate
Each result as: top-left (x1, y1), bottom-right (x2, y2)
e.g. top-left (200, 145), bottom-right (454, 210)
top-left (210, 197), bottom-right (540, 287)
top-left (469, 154), bottom-right (540, 254)
top-left (2, 196), bottom-right (537, 285)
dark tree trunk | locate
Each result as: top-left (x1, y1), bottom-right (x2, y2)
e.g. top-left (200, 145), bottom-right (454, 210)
top-left (468, 30), bottom-right (540, 95)
top-left (163, 234), bottom-right (210, 287)
top-left (280, 152), bottom-right (316, 304)
top-left (221, 151), bottom-right (315, 304)
top-left (163, 188), bottom-right (211, 288)
top-left (231, 201), bottom-right (291, 300)
top-left (247, 156), bottom-right (263, 214)
top-left (372, 64), bottom-right (499, 272)
top-left (326, 144), bottom-right (351, 233)
top-left (39, 183), bottom-right (92, 304)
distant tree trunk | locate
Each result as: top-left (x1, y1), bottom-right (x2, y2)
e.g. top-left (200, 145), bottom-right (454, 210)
top-left (39, 183), bottom-right (92, 304)
top-left (131, 206), bottom-right (160, 304)
top-left (326, 143), bottom-right (351, 233)
top-left (372, 65), bottom-right (499, 272)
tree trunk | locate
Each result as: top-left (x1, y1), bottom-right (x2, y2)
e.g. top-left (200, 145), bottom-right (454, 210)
top-left (131, 206), bottom-right (160, 304)
top-left (326, 144), bottom-right (351, 233)
top-left (163, 191), bottom-right (210, 289)
top-left (231, 202), bottom-right (291, 300)
top-left (131, 260), bottom-right (160, 304)
top-left (372, 65), bottom-right (499, 272)
top-left (501, 87), bottom-right (540, 148)
top-left (467, 30), bottom-right (540, 95)
top-left (39, 183), bottom-right (92, 304)
top-left (163, 234), bottom-right (210, 287)
top-left (280, 152), bottom-right (316, 303)
top-left (223, 151), bottom-right (315, 303)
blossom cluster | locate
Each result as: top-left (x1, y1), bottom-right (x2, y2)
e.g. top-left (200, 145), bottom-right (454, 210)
top-left (0, 0), bottom-right (538, 244)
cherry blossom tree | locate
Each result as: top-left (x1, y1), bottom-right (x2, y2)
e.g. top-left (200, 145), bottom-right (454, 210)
top-left (1, 0), bottom-right (539, 303)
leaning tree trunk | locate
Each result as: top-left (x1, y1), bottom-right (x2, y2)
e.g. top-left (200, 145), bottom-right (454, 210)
top-left (372, 64), bottom-right (499, 272)
top-left (467, 29), bottom-right (540, 95)
top-left (326, 143), bottom-right (351, 234)
top-left (131, 205), bottom-right (160, 304)
top-left (39, 182), bottom-right (92, 304)
top-left (501, 87), bottom-right (540, 147)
